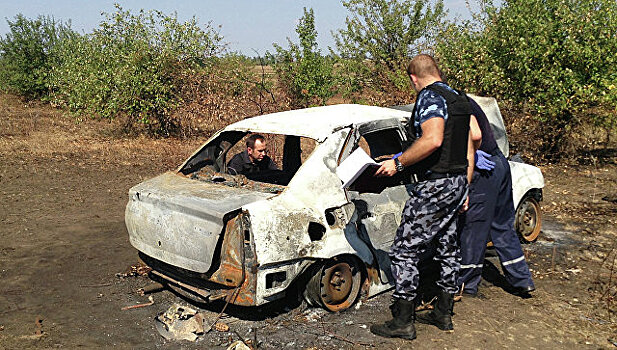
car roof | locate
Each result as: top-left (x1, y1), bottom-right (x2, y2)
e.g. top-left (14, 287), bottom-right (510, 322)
top-left (223, 104), bottom-right (411, 141)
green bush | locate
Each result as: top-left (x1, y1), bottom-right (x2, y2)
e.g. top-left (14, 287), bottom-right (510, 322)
top-left (48, 5), bottom-right (224, 135)
top-left (271, 8), bottom-right (335, 107)
top-left (0, 14), bottom-right (74, 99)
top-left (435, 0), bottom-right (617, 156)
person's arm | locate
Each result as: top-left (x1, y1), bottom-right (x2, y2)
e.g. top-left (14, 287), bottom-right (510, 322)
top-left (267, 156), bottom-right (279, 170)
top-left (466, 130), bottom-right (475, 184)
top-left (467, 114), bottom-right (482, 182)
top-left (227, 153), bottom-right (242, 175)
top-left (375, 117), bottom-right (444, 177)
top-left (469, 114), bottom-right (482, 151)
top-left (460, 129), bottom-right (480, 213)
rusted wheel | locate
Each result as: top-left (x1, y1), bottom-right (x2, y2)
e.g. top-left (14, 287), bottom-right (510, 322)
top-left (515, 195), bottom-right (542, 243)
top-left (303, 257), bottom-right (362, 312)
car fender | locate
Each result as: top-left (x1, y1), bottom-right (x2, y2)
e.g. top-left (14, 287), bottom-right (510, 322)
top-left (509, 161), bottom-right (544, 208)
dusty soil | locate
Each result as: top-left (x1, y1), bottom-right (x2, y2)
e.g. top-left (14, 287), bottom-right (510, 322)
top-left (1, 94), bottom-right (616, 349)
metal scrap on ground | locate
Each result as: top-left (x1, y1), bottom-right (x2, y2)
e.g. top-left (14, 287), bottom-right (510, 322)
top-left (154, 303), bottom-right (230, 341)
top-left (121, 296), bottom-right (154, 311)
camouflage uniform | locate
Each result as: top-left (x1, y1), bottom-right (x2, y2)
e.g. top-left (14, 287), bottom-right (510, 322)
top-left (390, 82), bottom-right (468, 302)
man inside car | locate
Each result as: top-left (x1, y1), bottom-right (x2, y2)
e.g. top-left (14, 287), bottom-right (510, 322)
top-left (227, 134), bottom-right (279, 176)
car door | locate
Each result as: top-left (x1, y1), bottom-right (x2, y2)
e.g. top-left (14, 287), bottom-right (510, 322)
top-left (339, 119), bottom-right (410, 284)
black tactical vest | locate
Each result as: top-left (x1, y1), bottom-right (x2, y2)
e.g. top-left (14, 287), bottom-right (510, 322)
top-left (408, 83), bottom-right (471, 174)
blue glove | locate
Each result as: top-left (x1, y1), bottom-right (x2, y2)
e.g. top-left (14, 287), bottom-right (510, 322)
top-left (475, 150), bottom-right (495, 171)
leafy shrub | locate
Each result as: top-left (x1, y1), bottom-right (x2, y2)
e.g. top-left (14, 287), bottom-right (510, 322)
top-left (435, 0), bottom-right (617, 157)
top-left (271, 8), bottom-right (335, 108)
top-left (48, 5), bottom-right (224, 135)
top-left (0, 14), bottom-right (74, 99)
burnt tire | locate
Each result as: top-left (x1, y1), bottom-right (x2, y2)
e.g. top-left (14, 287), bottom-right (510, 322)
top-left (515, 194), bottom-right (542, 243)
top-left (303, 257), bottom-right (362, 312)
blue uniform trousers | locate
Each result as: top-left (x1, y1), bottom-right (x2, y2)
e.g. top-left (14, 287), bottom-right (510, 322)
top-left (458, 151), bottom-right (534, 293)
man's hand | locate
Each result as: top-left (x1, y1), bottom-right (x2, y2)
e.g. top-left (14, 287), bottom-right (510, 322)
top-left (375, 159), bottom-right (397, 177)
top-left (460, 196), bottom-right (470, 212)
top-left (475, 150), bottom-right (495, 171)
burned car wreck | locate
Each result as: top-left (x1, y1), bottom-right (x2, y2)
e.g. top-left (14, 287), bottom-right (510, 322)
top-left (125, 99), bottom-right (544, 312)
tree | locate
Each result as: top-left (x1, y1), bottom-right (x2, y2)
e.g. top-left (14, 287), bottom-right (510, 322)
top-left (332, 0), bottom-right (446, 94)
top-left (272, 7), bottom-right (335, 107)
top-left (0, 14), bottom-right (74, 99)
top-left (435, 0), bottom-right (617, 157)
top-left (335, 0), bottom-right (445, 70)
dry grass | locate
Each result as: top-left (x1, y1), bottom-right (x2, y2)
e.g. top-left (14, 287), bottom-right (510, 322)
top-left (0, 94), bottom-right (201, 169)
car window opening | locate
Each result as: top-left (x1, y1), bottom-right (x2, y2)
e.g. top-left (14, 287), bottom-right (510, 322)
top-left (348, 127), bottom-right (411, 192)
top-left (179, 131), bottom-right (317, 192)
top-left (358, 128), bottom-right (406, 161)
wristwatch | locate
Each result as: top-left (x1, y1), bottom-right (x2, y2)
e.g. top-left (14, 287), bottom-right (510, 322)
top-left (394, 158), bottom-right (404, 172)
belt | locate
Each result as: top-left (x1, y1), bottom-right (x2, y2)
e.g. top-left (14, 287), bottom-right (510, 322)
top-left (410, 171), bottom-right (465, 183)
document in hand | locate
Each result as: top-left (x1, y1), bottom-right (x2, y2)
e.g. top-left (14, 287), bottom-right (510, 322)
top-left (336, 148), bottom-right (389, 193)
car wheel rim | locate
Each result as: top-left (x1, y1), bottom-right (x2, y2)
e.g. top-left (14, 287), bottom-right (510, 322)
top-left (319, 260), bottom-right (361, 312)
top-left (516, 197), bottom-right (542, 242)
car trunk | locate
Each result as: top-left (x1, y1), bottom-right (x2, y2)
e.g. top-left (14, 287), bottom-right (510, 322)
top-left (125, 172), bottom-right (275, 273)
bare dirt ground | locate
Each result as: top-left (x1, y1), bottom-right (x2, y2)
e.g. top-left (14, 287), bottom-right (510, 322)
top-left (1, 94), bottom-right (616, 349)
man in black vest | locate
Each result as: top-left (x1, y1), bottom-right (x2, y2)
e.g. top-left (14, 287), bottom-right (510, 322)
top-left (371, 54), bottom-right (477, 340)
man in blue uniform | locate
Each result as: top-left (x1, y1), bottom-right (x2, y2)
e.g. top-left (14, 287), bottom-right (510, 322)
top-left (370, 54), bottom-right (476, 340)
top-left (458, 98), bottom-right (535, 297)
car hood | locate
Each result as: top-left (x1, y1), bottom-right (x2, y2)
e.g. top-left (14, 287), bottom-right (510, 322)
top-left (125, 172), bottom-right (276, 273)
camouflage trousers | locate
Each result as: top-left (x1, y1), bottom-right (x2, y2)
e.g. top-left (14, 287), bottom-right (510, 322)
top-left (390, 175), bottom-right (467, 301)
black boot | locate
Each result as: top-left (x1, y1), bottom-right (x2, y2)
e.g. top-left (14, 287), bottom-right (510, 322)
top-left (370, 298), bottom-right (416, 340)
top-left (416, 290), bottom-right (454, 330)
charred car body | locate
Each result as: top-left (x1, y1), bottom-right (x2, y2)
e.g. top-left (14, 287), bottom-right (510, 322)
top-left (125, 98), bottom-right (544, 311)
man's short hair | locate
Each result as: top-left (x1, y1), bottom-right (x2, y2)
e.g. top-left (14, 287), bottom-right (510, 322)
top-left (407, 54), bottom-right (442, 79)
top-left (246, 134), bottom-right (265, 148)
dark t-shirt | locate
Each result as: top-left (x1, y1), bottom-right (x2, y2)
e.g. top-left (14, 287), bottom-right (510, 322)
top-left (227, 150), bottom-right (278, 175)
top-left (469, 98), bottom-right (498, 154)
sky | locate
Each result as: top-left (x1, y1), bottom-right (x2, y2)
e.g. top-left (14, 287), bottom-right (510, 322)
top-left (0, 1), bottom-right (479, 56)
